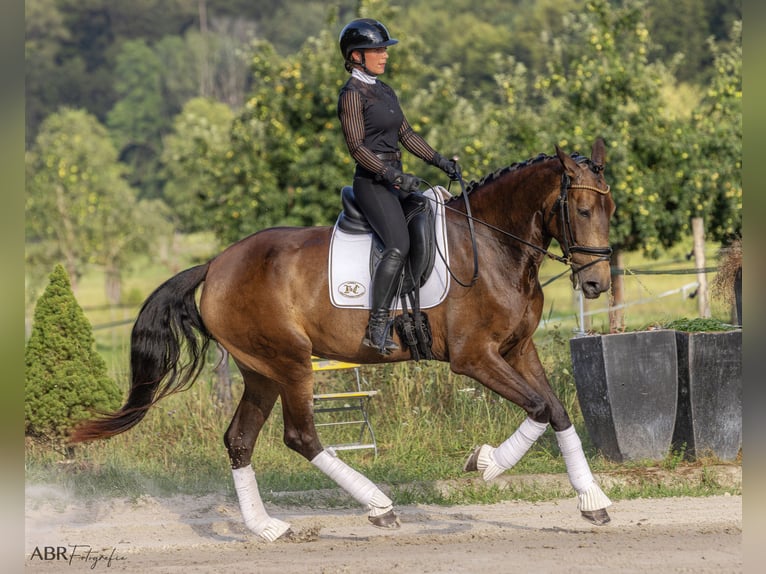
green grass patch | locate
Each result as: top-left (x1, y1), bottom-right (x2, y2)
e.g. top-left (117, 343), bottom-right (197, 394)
top-left (25, 334), bottom-right (739, 506)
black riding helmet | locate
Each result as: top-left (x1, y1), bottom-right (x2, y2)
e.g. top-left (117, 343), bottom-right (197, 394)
top-left (339, 18), bottom-right (398, 73)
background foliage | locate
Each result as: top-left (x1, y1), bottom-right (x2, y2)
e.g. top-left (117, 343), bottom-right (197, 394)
top-left (25, 0), bottom-right (741, 303)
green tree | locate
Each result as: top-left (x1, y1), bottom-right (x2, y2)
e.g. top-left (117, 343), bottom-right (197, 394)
top-left (188, 34), bottom-right (348, 245)
top-left (670, 21), bottom-right (741, 245)
top-left (25, 0), bottom-right (71, 147)
top-left (161, 97), bottom-right (235, 234)
top-left (106, 39), bottom-right (166, 199)
top-left (26, 108), bottom-right (169, 303)
top-left (25, 265), bottom-right (122, 449)
top-left (645, 0), bottom-right (710, 83)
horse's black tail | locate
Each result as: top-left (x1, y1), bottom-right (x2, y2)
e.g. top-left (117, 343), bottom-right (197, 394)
top-left (70, 263), bottom-right (212, 443)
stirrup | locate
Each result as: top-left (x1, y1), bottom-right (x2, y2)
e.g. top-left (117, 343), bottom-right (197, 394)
top-left (363, 315), bottom-right (399, 354)
top-left (362, 330), bottom-right (399, 354)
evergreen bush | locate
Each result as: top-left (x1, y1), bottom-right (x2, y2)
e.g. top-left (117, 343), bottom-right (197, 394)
top-left (25, 265), bottom-right (122, 448)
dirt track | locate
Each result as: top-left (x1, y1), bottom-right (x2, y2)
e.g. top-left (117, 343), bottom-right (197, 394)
top-left (25, 479), bottom-right (741, 574)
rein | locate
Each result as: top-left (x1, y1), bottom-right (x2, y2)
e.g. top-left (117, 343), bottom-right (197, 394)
top-left (444, 166), bottom-right (480, 288)
top-left (424, 162), bottom-right (612, 287)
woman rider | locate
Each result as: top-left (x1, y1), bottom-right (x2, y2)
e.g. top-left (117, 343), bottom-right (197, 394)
top-left (337, 18), bottom-right (458, 355)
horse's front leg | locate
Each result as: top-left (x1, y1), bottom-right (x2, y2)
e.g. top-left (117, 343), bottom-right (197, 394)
top-left (225, 369), bottom-right (292, 541)
top-left (507, 344), bottom-right (612, 524)
top-left (279, 379), bottom-right (400, 529)
top-left (457, 345), bottom-right (612, 525)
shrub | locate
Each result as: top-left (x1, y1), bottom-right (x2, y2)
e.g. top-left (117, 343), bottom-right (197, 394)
top-left (25, 265), bottom-right (122, 450)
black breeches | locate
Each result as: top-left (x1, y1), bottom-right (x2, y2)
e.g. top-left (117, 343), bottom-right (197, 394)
top-left (352, 175), bottom-right (410, 257)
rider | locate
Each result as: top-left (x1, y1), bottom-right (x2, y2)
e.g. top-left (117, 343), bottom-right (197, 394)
top-left (337, 17), bottom-right (459, 355)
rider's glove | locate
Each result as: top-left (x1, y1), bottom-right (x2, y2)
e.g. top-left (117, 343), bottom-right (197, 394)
top-left (433, 153), bottom-right (460, 181)
top-left (383, 168), bottom-right (421, 195)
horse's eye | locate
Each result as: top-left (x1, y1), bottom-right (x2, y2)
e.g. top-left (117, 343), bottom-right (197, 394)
top-left (577, 208), bottom-right (591, 218)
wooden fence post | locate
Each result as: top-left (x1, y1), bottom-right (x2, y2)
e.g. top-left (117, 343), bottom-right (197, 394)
top-left (691, 217), bottom-right (711, 318)
top-left (609, 249), bottom-right (625, 332)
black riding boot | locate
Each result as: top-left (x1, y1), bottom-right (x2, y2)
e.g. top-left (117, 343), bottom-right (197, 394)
top-left (363, 248), bottom-right (405, 354)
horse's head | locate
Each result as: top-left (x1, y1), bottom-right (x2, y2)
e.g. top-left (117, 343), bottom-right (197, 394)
top-left (551, 138), bottom-right (616, 299)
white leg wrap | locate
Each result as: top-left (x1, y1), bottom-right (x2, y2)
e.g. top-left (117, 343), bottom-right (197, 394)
top-left (475, 418), bottom-right (548, 481)
top-left (555, 426), bottom-right (612, 511)
top-left (577, 482), bottom-right (613, 512)
top-left (232, 466), bottom-right (291, 541)
top-left (311, 449), bottom-right (393, 517)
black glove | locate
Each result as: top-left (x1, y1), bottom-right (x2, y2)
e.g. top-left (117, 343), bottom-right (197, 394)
top-left (434, 153), bottom-right (460, 181)
top-left (390, 171), bottom-right (421, 195)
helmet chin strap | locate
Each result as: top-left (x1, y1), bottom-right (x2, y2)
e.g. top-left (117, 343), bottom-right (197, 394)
top-left (350, 52), bottom-right (376, 77)
top-left (359, 50), bottom-right (376, 76)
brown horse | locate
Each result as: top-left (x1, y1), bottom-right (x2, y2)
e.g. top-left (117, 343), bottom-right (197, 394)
top-left (72, 139), bottom-right (616, 541)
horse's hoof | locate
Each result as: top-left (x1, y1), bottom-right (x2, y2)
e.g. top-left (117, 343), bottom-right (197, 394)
top-left (463, 446), bottom-right (482, 473)
top-left (277, 528), bottom-right (296, 541)
top-left (369, 509), bottom-right (400, 529)
top-left (256, 519), bottom-right (293, 542)
top-left (581, 508), bottom-right (611, 526)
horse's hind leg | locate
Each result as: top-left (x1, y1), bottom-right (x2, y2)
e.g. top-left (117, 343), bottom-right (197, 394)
top-left (225, 368), bottom-right (291, 541)
top-left (279, 375), bottom-right (400, 529)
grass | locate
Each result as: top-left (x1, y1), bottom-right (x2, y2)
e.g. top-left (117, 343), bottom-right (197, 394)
top-left (24, 234), bottom-right (741, 506)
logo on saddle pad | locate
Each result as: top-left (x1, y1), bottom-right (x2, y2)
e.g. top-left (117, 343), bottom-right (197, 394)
top-left (338, 281), bottom-right (366, 298)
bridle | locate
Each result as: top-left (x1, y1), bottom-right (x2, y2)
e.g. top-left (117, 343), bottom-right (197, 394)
top-left (549, 165), bottom-right (613, 280)
top-left (430, 157), bottom-right (613, 288)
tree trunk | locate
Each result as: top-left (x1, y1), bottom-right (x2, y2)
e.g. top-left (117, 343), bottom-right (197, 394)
top-left (734, 266), bottom-right (742, 326)
top-left (105, 263), bottom-right (122, 307)
top-left (609, 249), bottom-right (625, 332)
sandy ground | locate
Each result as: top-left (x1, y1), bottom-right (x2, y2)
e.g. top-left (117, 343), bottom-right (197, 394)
top-left (25, 476), bottom-right (742, 574)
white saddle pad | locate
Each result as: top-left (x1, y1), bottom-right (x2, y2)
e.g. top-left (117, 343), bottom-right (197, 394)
top-left (328, 186), bottom-right (451, 310)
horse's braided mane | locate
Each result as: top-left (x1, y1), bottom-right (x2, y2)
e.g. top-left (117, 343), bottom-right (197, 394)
top-left (448, 150), bottom-right (590, 203)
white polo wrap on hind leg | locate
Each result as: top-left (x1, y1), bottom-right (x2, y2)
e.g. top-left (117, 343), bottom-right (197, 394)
top-left (555, 425), bottom-right (612, 511)
top-left (311, 449), bottom-right (393, 517)
top-left (477, 417), bottom-right (548, 480)
top-left (232, 466), bottom-right (291, 541)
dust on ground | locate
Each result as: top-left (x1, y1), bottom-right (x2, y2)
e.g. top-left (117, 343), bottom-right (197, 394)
top-left (25, 472), bottom-right (742, 574)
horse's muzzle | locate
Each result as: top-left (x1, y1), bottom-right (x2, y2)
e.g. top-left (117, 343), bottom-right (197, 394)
top-left (570, 261), bottom-right (611, 299)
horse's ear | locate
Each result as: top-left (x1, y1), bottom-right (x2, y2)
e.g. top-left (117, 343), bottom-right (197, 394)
top-left (555, 144), bottom-right (578, 177)
top-left (591, 138), bottom-right (606, 168)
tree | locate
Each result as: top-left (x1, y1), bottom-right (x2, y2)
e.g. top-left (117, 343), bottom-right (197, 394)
top-left (182, 35), bottom-right (347, 245)
top-left (671, 21), bottom-right (741, 246)
top-left (644, 0), bottom-right (710, 83)
top-left (26, 108), bottom-right (170, 303)
top-left (25, 0), bottom-right (71, 147)
top-left (161, 97), bottom-right (235, 234)
top-left (106, 39), bottom-right (167, 199)
top-left (25, 265), bottom-right (122, 450)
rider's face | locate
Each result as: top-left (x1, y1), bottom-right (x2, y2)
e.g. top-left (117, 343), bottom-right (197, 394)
top-left (353, 47), bottom-right (389, 75)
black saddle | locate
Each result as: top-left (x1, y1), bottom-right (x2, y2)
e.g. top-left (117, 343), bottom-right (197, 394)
top-left (336, 186), bottom-right (437, 295)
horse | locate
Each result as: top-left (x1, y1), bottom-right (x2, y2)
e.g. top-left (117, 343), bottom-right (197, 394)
top-left (71, 138), bottom-right (616, 542)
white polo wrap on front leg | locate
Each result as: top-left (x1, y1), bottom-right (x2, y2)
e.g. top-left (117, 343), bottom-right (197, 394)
top-left (311, 449), bottom-right (393, 517)
top-left (477, 417), bottom-right (548, 481)
top-left (555, 425), bottom-right (612, 511)
top-left (232, 466), bottom-right (291, 541)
